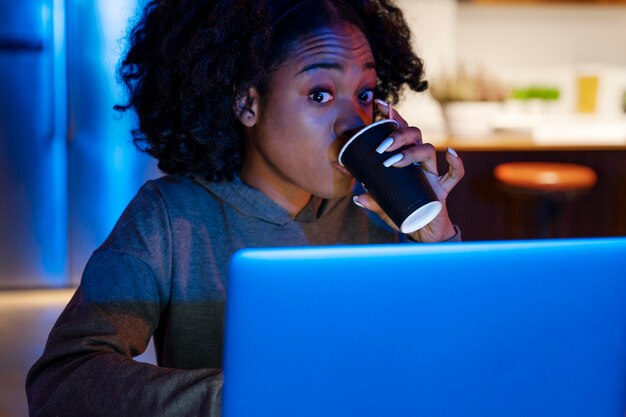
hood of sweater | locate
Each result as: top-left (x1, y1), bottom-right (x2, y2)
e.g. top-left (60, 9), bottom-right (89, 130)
top-left (191, 174), bottom-right (346, 226)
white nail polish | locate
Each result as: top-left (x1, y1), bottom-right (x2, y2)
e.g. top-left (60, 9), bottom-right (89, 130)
top-left (447, 146), bottom-right (458, 158)
top-left (383, 153), bottom-right (403, 167)
top-left (352, 195), bottom-right (365, 208)
top-left (375, 99), bottom-right (389, 107)
top-left (375, 137), bottom-right (394, 154)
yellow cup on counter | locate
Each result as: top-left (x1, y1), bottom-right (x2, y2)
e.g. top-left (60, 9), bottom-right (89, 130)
top-left (576, 70), bottom-right (599, 114)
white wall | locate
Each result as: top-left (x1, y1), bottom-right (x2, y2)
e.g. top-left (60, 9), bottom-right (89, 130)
top-left (394, 0), bottom-right (458, 136)
top-left (457, 4), bottom-right (626, 70)
top-left (394, 1), bottom-right (626, 132)
top-left (456, 4), bottom-right (626, 117)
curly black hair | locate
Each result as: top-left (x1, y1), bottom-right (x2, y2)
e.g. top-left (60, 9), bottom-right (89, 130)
top-left (115, 0), bottom-right (428, 181)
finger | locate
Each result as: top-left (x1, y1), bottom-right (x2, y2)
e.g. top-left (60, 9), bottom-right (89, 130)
top-left (438, 147), bottom-right (465, 194)
top-left (382, 143), bottom-right (438, 173)
top-left (353, 193), bottom-right (399, 230)
top-left (375, 99), bottom-right (409, 128)
top-left (375, 126), bottom-right (423, 155)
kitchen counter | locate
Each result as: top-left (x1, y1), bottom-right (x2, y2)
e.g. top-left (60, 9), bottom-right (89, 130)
top-left (431, 113), bottom-right (626, 151)
top-left (430, 130), bottom-right (626, 151)
top-left (443, 133), bottom-right (626, 151)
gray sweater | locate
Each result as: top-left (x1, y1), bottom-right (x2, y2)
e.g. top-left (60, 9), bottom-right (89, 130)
top-left (26, 174), bottom-right (459, 417)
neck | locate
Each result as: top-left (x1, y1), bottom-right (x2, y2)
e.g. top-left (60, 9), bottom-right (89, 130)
top-left (240, 162), bottom-right (312, 218)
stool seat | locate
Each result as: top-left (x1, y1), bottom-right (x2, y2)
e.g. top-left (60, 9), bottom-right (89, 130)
top-left (494, 162), bottom-right (597, 192)
top-left (493, 161), bottom-right (598, 238)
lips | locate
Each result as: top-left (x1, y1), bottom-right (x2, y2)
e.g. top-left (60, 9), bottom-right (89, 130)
top-left (332, 162), bottom-right (353, 178)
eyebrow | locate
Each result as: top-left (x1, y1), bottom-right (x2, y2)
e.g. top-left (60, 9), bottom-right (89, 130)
top-left (297, 61), bottom-right (376, 75)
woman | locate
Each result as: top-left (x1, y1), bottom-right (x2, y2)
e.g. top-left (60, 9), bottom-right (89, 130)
top-left (26, 0), bottom-right (464, 415)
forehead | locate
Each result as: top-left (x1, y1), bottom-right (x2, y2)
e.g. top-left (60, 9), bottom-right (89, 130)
top-left (281, 24), bottom-right (375, 71)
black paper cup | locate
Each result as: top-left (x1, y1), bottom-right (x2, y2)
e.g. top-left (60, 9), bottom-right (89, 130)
top-left (338, 119), bottom-right (442, 234)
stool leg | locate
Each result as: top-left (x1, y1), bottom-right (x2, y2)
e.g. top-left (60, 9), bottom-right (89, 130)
top-left (538, 197), bottom-right (560, 238)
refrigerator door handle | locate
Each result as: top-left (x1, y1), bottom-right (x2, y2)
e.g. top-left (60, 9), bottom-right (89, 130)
top-left (0, 38), bottom-right (44, 52)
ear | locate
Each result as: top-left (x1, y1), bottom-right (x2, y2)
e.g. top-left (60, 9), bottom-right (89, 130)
top-left (235, 87), bottom-right (260, 128)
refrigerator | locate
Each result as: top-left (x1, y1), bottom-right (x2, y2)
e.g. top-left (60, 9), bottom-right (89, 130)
top-left (0, 0), bottom-right (158, 288)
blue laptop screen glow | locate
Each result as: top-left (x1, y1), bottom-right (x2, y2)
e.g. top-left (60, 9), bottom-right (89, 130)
top-left (223, 238), bottom-right (626, 417)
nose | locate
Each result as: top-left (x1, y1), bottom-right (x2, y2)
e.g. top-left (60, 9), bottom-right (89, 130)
top-left (333, 100), bottom-right (372, 139)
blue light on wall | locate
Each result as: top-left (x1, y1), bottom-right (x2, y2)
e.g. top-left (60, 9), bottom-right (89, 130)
top-left (66, 0), bottom-right (159, 285)
top-left (38, 0), bottom-right (68, 283)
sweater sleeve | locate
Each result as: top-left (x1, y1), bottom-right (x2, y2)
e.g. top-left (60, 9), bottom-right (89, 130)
top-left (26, 181), bottom-right (223, 417)
top-left (25, 281), bottom-right (223, 417)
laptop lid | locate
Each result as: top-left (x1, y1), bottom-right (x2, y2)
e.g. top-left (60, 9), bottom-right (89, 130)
top-left (222, 238), bottom-right (626, 417)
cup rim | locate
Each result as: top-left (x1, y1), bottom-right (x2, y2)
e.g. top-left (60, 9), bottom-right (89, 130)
top-left (338, 119), bottom-right (399, 166)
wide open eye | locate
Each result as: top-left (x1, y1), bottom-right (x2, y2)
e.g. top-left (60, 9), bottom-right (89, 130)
top-left (358, 90), bottom-right (374, 104)
top-left (309, 91), bottom-right (334, 104)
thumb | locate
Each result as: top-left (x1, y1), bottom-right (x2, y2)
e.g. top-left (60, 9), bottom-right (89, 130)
top-left (353, 193), bottom-right (400, 232)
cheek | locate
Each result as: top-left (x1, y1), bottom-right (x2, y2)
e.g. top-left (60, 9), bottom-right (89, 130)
top-left (260, 93), bottom-right (337, 173)
top-left (263, 103), bottom-right (309, 144)
top-left (269, 112), bottom-right (332, 157)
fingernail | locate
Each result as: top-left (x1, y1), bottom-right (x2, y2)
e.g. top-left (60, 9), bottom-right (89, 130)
top-left (375, 137), bottom-right (394, 154)
top-left (447, 146), bottom-right (458, 158)
top-left (375, 99), bottom-right (389, 108)
top-left (352, 195), bottom-right (365, 208)
top-left (383, 153), bottom-right (403, 167)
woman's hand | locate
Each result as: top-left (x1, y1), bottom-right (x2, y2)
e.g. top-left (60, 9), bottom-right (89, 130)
top-left (352, 100), bottom-right (465, 243)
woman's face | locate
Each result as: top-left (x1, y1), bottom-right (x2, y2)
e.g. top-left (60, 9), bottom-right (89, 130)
top-left (240, 23), bottom-right (376, 213)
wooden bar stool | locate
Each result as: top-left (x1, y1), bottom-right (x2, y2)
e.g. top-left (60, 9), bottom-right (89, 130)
top-left (494, 162), bottom-right (597, 238)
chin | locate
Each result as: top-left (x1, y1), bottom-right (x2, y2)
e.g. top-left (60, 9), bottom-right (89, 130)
top-left (315, 178), bottom-right (355, 200)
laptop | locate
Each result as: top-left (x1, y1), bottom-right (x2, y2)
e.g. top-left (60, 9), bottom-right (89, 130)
top-left (222, 238), bottom-right (626, 417)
